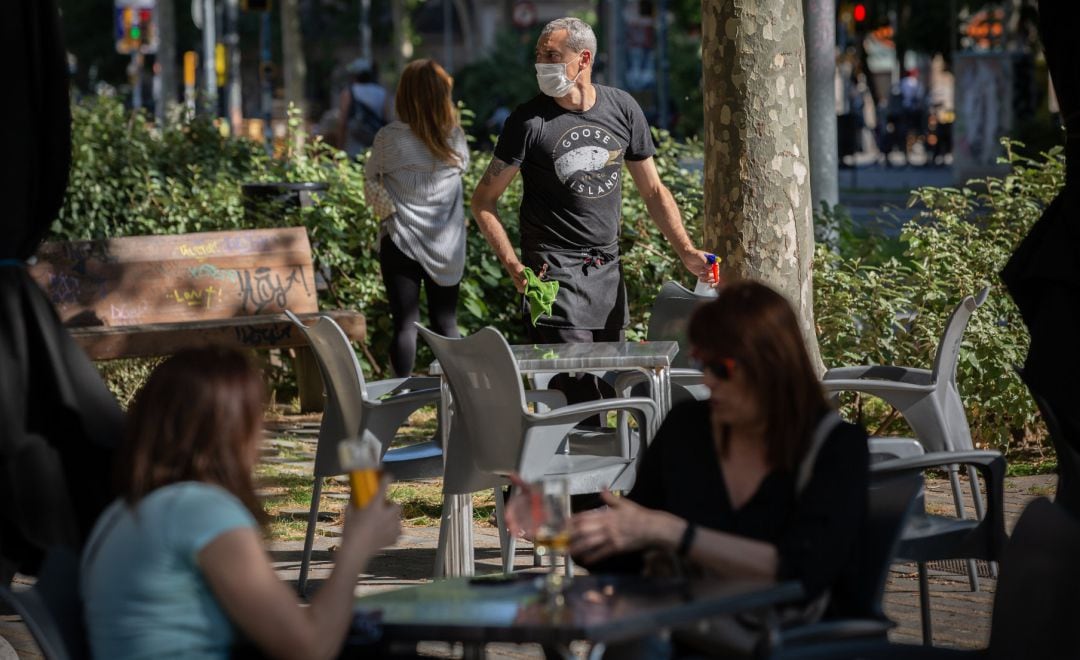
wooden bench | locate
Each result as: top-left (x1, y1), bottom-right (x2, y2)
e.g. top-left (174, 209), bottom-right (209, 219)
top-left (27, 227), bottom-right (365, 408)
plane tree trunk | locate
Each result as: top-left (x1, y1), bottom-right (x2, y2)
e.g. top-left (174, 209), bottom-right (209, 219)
top-left (701, 0), bottom-right (824, 372)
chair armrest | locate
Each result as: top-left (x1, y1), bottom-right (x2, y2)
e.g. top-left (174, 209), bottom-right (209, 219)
top-left (525, 389), bottom-right (568, 411)
top-left (872, 450), bottom-right (1007, 557)
top-left (821, 378), bottom-right (934, 397)
top-left (611, 367), bottom-right (704, 396)
top-left (369, 386), bottom-right (441, 410)
top-left (870, 450), bottom-right (1003, 474)
top-left (397, 375), bottom-right (441, 391)
top-left (671, 368), bottom-right (705, 387)
top-left (366, 376), bottom-right (440, 399)
top-left (776, 618), bottom-right (894, 646)
top-left (529, 397), bottom-right (657, 434)
top-left (824, 365), bottom-right (933, 385)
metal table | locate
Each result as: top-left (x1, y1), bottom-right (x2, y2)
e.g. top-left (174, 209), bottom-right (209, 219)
top-left (347, 574), bottom-right (804, 659)
top-left (429, 341), bottom-right (679, 577)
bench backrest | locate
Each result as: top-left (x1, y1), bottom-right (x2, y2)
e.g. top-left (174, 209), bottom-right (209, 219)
top-left (28, 227), bottom-right (319, 327)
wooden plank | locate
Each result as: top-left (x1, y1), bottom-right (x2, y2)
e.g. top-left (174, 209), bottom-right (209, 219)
top-left (28, 228), bottom-right (320, 326)
top-left (71, 311), bottom-right (366, 360)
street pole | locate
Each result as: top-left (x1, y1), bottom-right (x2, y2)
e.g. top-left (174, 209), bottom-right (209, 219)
top-left (225, 0), bottom-right (242, 132)
top-left (443, 0), bottom-right (453, 71)
top-left (804, 0), bottom-right (839, 210)
top-left (202, 0), bottom-right (218, 113)
top-left (157, 0), bottom-right (177, 124)
top-left (655, 0), bottom-right (669, 130)
top-left (359, 0), bottom-right (372, 62)
top-left (260, 11), bottom-right (273, 150)
top-left (606, 0), bottom-right (622, 89)
top-left (131, 52), bottom-right (144, 110)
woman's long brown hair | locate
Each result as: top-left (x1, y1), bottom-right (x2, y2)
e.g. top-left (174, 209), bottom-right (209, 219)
top-left (687, 280), bottom-right (829, 473)
top-left (394, 59), bottom-right (461, 166)
top-left (116, 347), bottom-right (268, 524)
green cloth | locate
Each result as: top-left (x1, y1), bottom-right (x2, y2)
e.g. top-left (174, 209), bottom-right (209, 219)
top-left (522, 266), bottom-right (559, 326)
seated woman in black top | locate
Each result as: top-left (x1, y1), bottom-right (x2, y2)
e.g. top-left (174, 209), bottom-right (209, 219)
top-left (570, 280), bottom-right (869, 652)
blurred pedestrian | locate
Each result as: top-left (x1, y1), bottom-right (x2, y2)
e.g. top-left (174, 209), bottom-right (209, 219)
top-left (81, 347), bottom-right (400, 660)
top-left (336, 58), bottom-right (392, 158)
top-left (366, 59), bottom-right (470, 377)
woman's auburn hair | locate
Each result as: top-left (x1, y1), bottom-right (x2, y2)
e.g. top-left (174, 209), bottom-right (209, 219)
top-left (116, 347), bottom-right (268, 524)
top-left (395, 58), bottom-right (460, 166)
top-left (687, 279), bottom-right (829, 473)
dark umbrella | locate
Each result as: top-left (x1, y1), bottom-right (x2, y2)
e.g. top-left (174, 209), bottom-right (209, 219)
top-left (0, 0), bottom-right (122, 580)
top-left (1000, 1), bottom-right (1080, 507)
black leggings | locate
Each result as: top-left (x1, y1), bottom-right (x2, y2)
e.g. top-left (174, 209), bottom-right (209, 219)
top-left (380, 235), bottom-right (460, 377)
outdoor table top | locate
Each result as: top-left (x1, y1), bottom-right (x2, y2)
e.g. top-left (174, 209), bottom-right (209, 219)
top-left (349, 573), bottom-right (803, 647)
top-left (427, 340), bottom-right (679, 375)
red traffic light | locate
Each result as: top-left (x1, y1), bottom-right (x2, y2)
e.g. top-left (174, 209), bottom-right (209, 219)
top-left (853, 3), bottom-right (867, 22)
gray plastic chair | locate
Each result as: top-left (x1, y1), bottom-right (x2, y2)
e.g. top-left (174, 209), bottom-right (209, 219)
top-left (610, 280), bottom-right (714, 404)
top-left (765, 449), bottom-right (1006, 657)
top-left (285, 311), bottom-right (444, 595)
top-left (878, 449), bottom-right (1007, 647)
top-left (1, 547), bottom-right (86, 660)
top-left (762, 467), bottom-right (924, 655)
top-left (822, 287), bottom-right (991, 589)
top-left (417, 325), bottom-right (657, 575)
top-left (765, 497), bottom-right (1078, 660)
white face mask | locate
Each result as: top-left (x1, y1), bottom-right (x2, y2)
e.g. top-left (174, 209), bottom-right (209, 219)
top-left (535, 55), bottom-right (583, 98)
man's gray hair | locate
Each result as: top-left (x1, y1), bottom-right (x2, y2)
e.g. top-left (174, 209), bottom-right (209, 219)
top-left (540, 17), bottom-right (597, 56)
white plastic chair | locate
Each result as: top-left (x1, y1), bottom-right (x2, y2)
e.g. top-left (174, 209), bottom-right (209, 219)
top-left (606, 281), bottom-right (715, 400)
top-left (417, 325), bottom-right (657, 575)
top-left (822, 286), bottom-right (991, 590)
top-left (285, 311), bottom-right (443, 595)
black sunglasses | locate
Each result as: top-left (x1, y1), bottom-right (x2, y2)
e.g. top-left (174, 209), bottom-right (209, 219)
top-left (690, 356), bottom-right (737, 380)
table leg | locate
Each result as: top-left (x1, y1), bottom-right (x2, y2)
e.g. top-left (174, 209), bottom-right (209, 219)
top-left (646, 367), bottom-right (670, 437)
top-left (439, 378), bottom-right (475, 578)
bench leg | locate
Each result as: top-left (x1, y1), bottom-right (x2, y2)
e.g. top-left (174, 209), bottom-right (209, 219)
top-left (293, 347), bottom-right (325, 413)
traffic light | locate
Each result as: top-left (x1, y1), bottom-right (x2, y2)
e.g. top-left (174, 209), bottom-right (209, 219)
top-left (138, 8), bottom-right (153, 47)
top-left (853, 3), bottom-right (867, 23)
top-left (115, 5), bottom-right (157, 54)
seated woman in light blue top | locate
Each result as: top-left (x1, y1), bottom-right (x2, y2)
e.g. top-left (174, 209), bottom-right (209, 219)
top-left (81, 347), bottom-right (401, 660)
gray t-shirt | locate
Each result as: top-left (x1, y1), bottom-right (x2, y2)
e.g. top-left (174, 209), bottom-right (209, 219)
top-left (493, 85), bottom-right (655, 329)
top-left (494, 84), bottom-right (656, 250)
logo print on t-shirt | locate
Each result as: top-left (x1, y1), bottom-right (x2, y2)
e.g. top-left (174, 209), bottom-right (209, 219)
top-left (552, 125), bottom-right (624, 198)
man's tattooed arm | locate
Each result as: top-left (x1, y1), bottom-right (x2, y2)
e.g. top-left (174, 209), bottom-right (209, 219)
top-left (480, 158), bottom-right (512, 187)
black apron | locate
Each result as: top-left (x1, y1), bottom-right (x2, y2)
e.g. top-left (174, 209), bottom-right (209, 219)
top-left (521, 240), bottom-right (628, 331)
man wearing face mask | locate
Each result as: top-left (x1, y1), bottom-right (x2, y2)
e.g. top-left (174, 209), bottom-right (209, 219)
top-left (471, 17), bottom-right (716, 410)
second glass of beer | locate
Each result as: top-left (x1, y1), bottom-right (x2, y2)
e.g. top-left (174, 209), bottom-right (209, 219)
top-left (338, 436), bottom-right (382, 508)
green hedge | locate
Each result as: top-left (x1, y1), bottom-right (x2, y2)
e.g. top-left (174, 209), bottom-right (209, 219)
top-left (58, 97), bottom-right (1060, 453)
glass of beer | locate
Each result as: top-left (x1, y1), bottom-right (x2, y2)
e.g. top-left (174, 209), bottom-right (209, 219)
top-left (529, 477), bottom-right (572, 598)
top-left (338, 437), bottom-right (382, 508)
